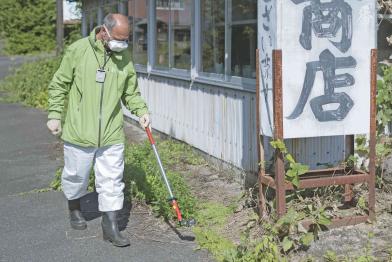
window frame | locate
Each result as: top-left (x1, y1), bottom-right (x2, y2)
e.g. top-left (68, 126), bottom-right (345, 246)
top-left (126, 0), bottom-right (149, 69)
top-left (150, 0), bottom-right (192, 77)
top-left (141, 0), bottom-right (256, 91)
top-left (196, 0), bottom-right (256, 86)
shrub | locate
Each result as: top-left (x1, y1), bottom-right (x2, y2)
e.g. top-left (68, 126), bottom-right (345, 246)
top-left (0, 0), bottom-right (56, 54)
top-left (0, 0), bottom-right (82, 55)
top-left (0, 57), bottom-right (61, 109)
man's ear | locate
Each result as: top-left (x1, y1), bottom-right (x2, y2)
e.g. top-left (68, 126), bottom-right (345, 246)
top-left (100, 27), bottom-right (109, 41)
top-left (100, 26), bottom-right (105, 35)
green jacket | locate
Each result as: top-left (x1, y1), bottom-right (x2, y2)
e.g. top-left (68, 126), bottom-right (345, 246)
top-left (48, 28), bottom-right (148, 147)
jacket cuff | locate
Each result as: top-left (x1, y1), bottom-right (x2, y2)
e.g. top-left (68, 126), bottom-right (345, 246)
top-left (48, 111), bottom-right (62, 120)
top-left (135, 108), bottom-right (149, 118)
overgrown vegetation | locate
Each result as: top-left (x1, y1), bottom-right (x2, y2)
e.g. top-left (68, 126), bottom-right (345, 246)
top-left (192, 63), bottom-right (392, 260)
top-left (377, 66), bottom-right (392, 134)
top-left (0, 0), bottom-right (81, 55)
top-left (0, 57), bottom-right (61, 107)
top-left (0, 0), bottom-right (56, 54)
top-left (351, 65), bottom-right (392, 190)
top-left (270, 139), bottom-right (309, 188)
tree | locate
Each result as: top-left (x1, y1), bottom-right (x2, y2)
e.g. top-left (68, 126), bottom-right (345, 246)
top-left (0, 0), bottom-right (56, 54)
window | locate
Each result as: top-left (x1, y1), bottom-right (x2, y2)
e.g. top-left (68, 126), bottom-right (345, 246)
top-left (155, 0), bottom-right (191, 70)
top-left (156, 7), bottom-right (169, 68)
top-left (201, 0), bottom-right (225, 75)
top-left (231, 0), bottom-right (257, 78)
top-left (118, 0), bottom-right (128, 15)
top-left (128, 0), bottom-right (148, 66)
top-left (200, 0), bottom-right (257, 79)
top-left (157, 0), bottom-right (184, 9)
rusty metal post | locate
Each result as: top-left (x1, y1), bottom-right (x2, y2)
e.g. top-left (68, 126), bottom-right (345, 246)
top-left (256, 49), bottom-right (267, 217)
top-left (273, 50), bottom-right (285, 217)
top-left (368, 49), bottom-right (377, 221)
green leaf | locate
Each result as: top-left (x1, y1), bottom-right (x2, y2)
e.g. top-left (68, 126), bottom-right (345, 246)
top-left (270, 139), bottom-right (287, 153)
top-left (291, 175), bottom-right (300, 188)
top-left (286, 153), bottom-right (295, 164)
top-left (357, 196), bottom-right (367, 210)
top-left (296, 163), bottom-right (309, 176)
top-left (299, 233), bottom-right (314, 246)
top-left (282, 236), bottom-right (293, 252)
top-left (275, 208), bottom-right (296, 228)
top-left (317, 213), bottom-right (331, 226)
top-left (286, 169), bottom-right (296, 178)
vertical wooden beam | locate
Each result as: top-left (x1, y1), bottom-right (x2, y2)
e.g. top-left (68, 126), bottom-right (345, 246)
top-left (256, 49), bottom-right (267, 217)
top-left (56, 0), bottom-right (64, 55)
top-left (273, 50), bottom-right (285, 217)
top-left (368, 49), bottom-right (377, 221)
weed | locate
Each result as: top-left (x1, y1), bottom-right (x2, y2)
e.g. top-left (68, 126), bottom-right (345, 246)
top-left (192, 202), bottom-right (242, 262)
top-left (0, 57), bottom-right (61, 109)
top-left (270, 139), bottom-right (309, 188)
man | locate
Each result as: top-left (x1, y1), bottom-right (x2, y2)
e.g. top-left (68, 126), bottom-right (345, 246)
top-left (47, 13), bottom-right (150, 247)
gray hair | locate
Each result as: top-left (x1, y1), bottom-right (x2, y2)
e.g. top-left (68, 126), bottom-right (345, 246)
top-left (103, 14), bottom-right (117, 33)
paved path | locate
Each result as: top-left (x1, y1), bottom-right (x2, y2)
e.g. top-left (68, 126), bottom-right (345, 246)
top-left (0, 57), bottom-right (210, 262)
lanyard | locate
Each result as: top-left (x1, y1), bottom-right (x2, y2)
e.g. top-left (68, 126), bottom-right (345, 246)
top-left (90, 41), bottom-right (111, 70)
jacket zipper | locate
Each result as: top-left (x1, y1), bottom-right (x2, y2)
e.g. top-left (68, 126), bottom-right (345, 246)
top-left (98, 81), bottom-right (104, 148)
top-left (96, 51), bottom-right (110, 148)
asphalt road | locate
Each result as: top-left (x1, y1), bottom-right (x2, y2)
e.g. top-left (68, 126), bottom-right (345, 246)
top-left (0, 56), bottom-right (211, 262)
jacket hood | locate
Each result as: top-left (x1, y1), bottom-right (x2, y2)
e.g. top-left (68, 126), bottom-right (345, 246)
top-left (88, 26), bottom-right (128, 60)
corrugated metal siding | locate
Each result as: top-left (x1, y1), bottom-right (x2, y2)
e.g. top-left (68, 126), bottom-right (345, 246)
top-left (286, 136), bottom-right (346, 169)
top-left (124, 74), bottom-right (259, 172)
top-left (262, 136), bottom-right (346, 170)
top-left (123, 74), bottom-right (347, 172)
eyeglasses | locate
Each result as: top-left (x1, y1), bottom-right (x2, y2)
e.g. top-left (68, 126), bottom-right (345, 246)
top-left (103, 25), bottom-right (129, 43)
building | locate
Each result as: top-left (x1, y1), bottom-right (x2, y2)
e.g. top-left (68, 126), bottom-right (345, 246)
top-left (80, 0), bottom-right (391, 183)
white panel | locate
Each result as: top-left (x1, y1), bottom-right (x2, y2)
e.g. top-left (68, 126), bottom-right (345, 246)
top-left (280, 0), bottom-right (376, 138)
top-left (258, 0), bottom-right (276, 137)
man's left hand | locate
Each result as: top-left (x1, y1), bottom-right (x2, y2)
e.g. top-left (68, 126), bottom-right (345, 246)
top-left (139, 114), bottom-right (150, 129)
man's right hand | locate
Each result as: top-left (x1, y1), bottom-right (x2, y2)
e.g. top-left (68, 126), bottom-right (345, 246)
top-left (47, 119), bottom-right (62, 135)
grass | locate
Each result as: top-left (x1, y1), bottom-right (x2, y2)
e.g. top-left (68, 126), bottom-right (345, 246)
top-left (192, 202), bottom-right (239, 261)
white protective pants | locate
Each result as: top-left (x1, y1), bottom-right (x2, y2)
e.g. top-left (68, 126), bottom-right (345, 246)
top-left (61, 142), bottom-right (125, 212)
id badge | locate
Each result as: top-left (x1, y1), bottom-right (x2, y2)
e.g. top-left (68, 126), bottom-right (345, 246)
top-left (96, 69), bottom-right (106, 83)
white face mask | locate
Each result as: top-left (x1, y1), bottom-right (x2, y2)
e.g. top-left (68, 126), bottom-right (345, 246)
top-left (107, 40), bottom-right (128, 52)
top-left (103, 25), bottom-right (128, 52)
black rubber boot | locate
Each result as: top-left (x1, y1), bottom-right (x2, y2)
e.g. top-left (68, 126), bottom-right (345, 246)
top-left (68, 199), bottom-right (87, 230)
top-left (101, 211), bottom-right (130, 247)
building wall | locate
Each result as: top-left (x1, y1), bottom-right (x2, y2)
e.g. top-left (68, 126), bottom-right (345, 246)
top-left (123, 73), bottom-right (347, 174)
top-left (124, 73), bottom-right (259, 172)
top-left (82, 0), bottom-right (349, 174)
